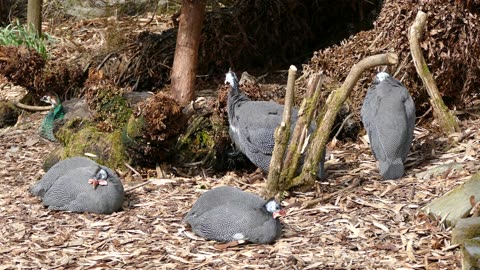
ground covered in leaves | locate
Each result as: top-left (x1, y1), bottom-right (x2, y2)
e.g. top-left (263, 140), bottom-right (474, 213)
top-left (1, 95), bottom-right (479, 269)
top-left (1, 5), bottom-right (480, 269)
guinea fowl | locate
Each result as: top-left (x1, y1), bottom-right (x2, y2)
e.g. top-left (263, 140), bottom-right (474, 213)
top-left (30, 157), bottom-right (125, 214)
top-left (361, 72), bottom-right (415, 179)
top-left (38, 93), bottom-right (64, 142)
top-left (225, 70), bottom-right (325, 178)
top-left (184, 186), bottom-right (285, 244)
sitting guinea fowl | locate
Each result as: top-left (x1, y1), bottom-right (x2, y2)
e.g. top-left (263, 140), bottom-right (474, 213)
top-left (225, 69), bottom-right (325, 178)
top-left (184, 186), bottom-right (285, 244)
top-left (38, 93), bottom-right (64, 142)
top-left (361, 72), bottom-right (415, 179)
top-left (30, 157), bottom-right (124, 214)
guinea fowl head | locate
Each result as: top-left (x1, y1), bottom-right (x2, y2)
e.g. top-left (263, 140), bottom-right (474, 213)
top-left (374, 72), bottom-right (390, 84)
top-left (225, 69), bottom-right (240, 94)
top-left (225, 68), bottom-right (238, 85)
top-left (264, 199), bottom-right (286, 219)
top-left (88, 167), bottom-right (109, 189)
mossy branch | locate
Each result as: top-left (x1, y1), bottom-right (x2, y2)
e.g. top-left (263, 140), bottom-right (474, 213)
top-left (408, 10), bottom-right (460, 134)
top-left (292, 53), bottom-right (399, 189)
top-left (281, 74), bottom-right (323, 183)
top-left (265, 65), bottom-right (296, 199)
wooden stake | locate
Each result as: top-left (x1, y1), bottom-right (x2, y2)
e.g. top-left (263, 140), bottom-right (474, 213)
top-left (265, 65), bottom-right (296, 198)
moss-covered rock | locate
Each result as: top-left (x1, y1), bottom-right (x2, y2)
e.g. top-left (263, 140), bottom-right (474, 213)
top-left (44, 118), bottom-right (128, 170)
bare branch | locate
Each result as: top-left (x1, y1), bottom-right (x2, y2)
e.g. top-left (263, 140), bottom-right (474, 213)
top-left (408, 10), bottom-right (459, 134)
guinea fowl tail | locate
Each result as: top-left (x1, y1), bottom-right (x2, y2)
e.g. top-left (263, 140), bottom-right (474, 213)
top-left (379, 158), bottom-right (404, 180)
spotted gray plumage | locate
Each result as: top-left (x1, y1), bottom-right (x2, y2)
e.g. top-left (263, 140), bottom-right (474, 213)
top-left (30, 157), bottom-right (125, 214)
top-left (225, 70), bottom-right (325, 178)
top-left (184, 186), bottom-right (264, 227)
top-left (361, 72), bottom-right (415, 179)
top-left (184, 186), bottom-right (283, 244)
top-left (30, 156), bottom-right (97, 197)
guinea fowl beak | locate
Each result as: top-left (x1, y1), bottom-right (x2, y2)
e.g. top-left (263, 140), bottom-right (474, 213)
top-left (273, 209), bottom-right (286, 219)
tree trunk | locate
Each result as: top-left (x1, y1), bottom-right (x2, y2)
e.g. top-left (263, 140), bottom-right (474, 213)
top-left (170, 0), bottom-right (206, 106)
top-left (27, 0), bottom-right (42, 36)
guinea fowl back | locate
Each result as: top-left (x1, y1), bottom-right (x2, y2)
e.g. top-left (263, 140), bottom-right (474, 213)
top-left (30, 156), bottom-right (97, 197)
top-left (192, 201), bottom-right (282, 244)
top-left (31, 157), bottom-right (125, 214)
top-left (361, 72), bottom-right (415, 179)
top-left (184, 186), bottom-right (264, 226)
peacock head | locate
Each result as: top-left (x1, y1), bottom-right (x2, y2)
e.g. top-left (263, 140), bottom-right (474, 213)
top-left (40, 93), bottom-right (61, 108)
top-left (88, 168), bottom-right (109, 189)
top-left (264, 199), bottom-right (286, 219)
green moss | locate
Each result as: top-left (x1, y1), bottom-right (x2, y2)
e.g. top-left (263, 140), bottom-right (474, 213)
top-left (125, 115), bottom-right (145, 139)
top-left (48, 119), bottom-right (127, 169)
top-left (89, 89), bottom-right (133, 131)
top-left (195, 130), bottom-right (215, 149)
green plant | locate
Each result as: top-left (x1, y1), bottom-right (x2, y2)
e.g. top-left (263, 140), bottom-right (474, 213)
top-left (0, 19), bottom-right (55, 59)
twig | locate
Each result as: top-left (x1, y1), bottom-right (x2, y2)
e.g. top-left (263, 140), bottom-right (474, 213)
top-left (124, 162), bottom-right (141, 177)
top-left (333, 113), bottom-right (353, 139)
top-left (124, 181), bottom-right (150, 193)
top-left (13, 101), bottom-right (51, 111)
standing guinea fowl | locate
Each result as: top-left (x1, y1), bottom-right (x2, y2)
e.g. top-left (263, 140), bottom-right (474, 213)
top-left (30, 157), bottom-right (125, 214)
top-left (361, 72), bottom-right (416, 179)
top-left (38, 93), bottom-right (64, 142)
top-left (184, 186), bottom-right (285, 244)
top-left (225, 69), bottom-right (325, 178)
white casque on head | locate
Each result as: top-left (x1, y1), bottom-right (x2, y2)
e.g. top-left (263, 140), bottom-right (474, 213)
top-left (265, 199), bottom-right (280, 213)
top-left (375, 72), bottom-right (390, 82)
top-left (225, 71), bottom-right (236, 85)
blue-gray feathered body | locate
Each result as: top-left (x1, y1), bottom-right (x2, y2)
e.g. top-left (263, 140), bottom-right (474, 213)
top-left (361, 72), bottom-right (415, 179)
top-left (225, 70), bottom-right (325, 178)
top-left (30, 157), bottom-right (125, 214)
top-left (184, 186), bottom-right (283, 244)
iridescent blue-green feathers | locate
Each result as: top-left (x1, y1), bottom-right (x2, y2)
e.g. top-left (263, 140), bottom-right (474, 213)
top-left (39, 94), bottom-right (64, 142)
